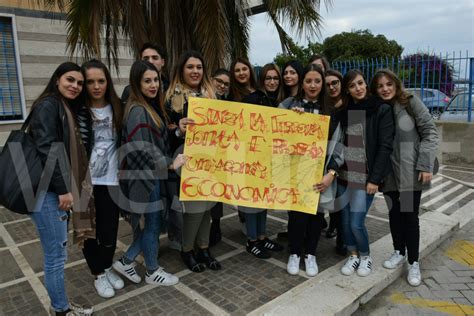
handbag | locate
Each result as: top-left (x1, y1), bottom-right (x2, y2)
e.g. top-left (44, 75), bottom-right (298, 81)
top-left (0, 110), bottom-right (43, 214)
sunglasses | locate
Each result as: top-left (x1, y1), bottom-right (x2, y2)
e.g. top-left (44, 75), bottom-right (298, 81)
top-left (326, 79), bottom-right (340, 88)
top-left (264, 76), bottom-right (280, 82)
top-left (214, 77), bottom-right (230, 88)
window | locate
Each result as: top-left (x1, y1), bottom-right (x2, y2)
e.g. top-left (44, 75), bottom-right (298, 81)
top-left (0, 14), bottom-right (25, 122)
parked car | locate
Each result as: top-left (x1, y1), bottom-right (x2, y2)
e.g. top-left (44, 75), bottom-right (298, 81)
top-left (439, 92), bottom-right (473, 122)
top-left (405, 88), bottom-right (451, 120)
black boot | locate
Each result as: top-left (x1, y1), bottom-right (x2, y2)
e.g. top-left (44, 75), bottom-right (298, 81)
top-left (335, 234), bottom-right (347, 256)
top-left (209, 219), bottom-right (222, 247)
top-left (325, 226), bottom-right (337, 238)
top-left (196, 248), bottom-right (221, 270)
top-left (181, 250), bottom-right (206, 273)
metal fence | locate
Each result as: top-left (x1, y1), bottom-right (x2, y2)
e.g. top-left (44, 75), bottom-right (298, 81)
top-left (330, 51), bottom-right (473, 122)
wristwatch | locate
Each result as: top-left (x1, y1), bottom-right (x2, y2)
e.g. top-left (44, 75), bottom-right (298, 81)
top-left (328, 169), bottom-right (338, 178)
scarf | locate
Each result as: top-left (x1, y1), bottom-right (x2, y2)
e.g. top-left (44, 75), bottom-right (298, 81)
top-left (337, 95), bottom-right (384, 127)
top-left (64, 103), bottom-right (96, 246)
top-left (170, 84), bottom-right (205, 114)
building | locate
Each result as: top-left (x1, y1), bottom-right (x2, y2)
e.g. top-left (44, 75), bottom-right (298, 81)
top-left (0, 1), bottom-right (133, 145)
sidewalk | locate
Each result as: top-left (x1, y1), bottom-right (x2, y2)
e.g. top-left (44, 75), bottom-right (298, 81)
top-left (354, 218), bottom-right (474, 316)
top-left (0, 167), bottom-right (473, 315)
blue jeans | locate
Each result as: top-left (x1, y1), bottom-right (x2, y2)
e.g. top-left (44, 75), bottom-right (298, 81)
top-left (30, 192), bottom-right (69, 313)
top-left (124, 181), bottom-right (161, 272)
top-left (337, 184), bottom-right (374, 256)
top-left (243, 208), bottom-right (267, 241)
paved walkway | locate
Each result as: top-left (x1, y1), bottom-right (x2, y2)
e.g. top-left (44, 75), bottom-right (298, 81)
top-left (0, 165), bottom-right (473, 315)
top-left (354, 219), bottom-right (474, 316)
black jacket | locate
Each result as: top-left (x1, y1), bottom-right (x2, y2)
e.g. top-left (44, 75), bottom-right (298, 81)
top-left (335, 96), bottom-right (395, 185)
top-left (29, 96), bottom-right (71, 195)
top-left (242, 90), bottom-right (278, 107)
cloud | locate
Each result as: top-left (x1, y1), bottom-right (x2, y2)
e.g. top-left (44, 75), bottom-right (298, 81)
top-left (249, 0), bottom-right (473, 65)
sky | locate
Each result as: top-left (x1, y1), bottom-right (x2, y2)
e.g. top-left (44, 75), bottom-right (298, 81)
top-left (248, 0), bottom-right (474, 66)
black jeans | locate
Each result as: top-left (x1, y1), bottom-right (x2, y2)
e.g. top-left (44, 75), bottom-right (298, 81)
top-left (383, 190), bottom-right (422, 264)
top-left (288, 211), bottom-right (324, 256)
top-left (83, 185), bottom-right (120, 275)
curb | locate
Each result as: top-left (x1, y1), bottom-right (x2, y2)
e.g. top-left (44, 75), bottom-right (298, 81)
top-left (248, 209), bottom-right (464, 316)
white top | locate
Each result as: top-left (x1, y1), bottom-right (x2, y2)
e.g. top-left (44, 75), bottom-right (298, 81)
top-left (89, 104), bottom-right (119, 186)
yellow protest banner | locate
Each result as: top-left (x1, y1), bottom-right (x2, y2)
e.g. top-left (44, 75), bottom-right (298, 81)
top-left (179, 97), bottom-right (330, 214)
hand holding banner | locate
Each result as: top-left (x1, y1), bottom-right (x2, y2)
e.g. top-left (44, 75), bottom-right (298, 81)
top-left (180, 97), bottom-right (330, 214)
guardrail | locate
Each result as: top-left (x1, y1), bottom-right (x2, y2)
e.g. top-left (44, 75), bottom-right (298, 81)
top-left (331, 52), bottom-right (473, 122)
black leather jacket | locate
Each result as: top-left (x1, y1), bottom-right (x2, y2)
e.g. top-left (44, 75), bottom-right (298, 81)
top-left (29, 96), bottom-right (71, 195)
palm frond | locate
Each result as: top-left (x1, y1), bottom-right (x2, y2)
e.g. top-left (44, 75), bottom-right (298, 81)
top-left (193, 0), bottom-right (229, 72)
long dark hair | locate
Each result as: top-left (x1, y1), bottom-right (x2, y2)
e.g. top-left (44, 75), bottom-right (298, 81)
top-left (282, 60), bottom-right (304, 98)
top-left (370, 69), bottom-right (411, 106)
top-left (341, 69), bottom-right (370, 106)
top-left (296, 64), bottom-right (326, 109)
top-left (229, 57), bottom-right (258, 102)
top-left (32, 62), bottom-right (85, 109)
top-left (125, 60), bottom-right (166, 128)
top-left (258, 63), bottom-right (284, 104)
top-left (82, 59), bottom-right (123, 131)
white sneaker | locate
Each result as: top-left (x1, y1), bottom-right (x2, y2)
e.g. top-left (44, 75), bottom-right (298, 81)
top-left (145, 267), bottom-right (179, 286)
top-left (341, 255), bottom-right (360, 276)
top-left (287, 254), bottom-right (300, 275)
top-left (105, 267), bottom-right (124, 289)
top-left (94, 274), bottom-right (115, 298)
top-left (383, 250), bottom-right (405, 269)
top-left (304, 254), bottom-right (318, 277)
top-left (407, 261), bottom-right (422, 286)
top-left (113, 259), bottom-right (142, 283)
top-left (357, 256), bottom-right (373, 277)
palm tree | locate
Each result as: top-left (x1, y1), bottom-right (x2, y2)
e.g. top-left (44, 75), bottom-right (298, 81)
top-left (34, 0), bottom-right (331, 72)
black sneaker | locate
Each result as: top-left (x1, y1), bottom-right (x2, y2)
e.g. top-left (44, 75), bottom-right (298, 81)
top-left (246, 240), bottom-right (271, 259)
top-left (260, 238), bottom-right (284, 251)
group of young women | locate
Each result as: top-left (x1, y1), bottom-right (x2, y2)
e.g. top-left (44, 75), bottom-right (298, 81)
top-left (28, 45), bottom-right (438, 315)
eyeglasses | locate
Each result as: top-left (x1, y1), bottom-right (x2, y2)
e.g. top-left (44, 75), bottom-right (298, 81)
top-left (214, 77), bottom-right (230, 88)
top-left (326, 80), bottom-right (340, 88)
top-left (264, 76), bottom-right (280, 82)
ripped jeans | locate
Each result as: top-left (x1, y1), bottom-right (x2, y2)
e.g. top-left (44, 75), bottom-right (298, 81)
top-left (30, 192), bottom-right (70, 313)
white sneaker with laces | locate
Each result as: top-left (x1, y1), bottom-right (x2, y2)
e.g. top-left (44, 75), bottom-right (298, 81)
top-left (383, 250), bottom-right (405, 269)
top-left (113, 259), bottom-right (142, 283)
top-left (304, 254), bottom-right (318, 277)
top-left (94, 273), bottom-right (115, 298)
top-left (407, 261), bottom-right (422, 286)
top-left (357, 256), bottom-right (373, 277)
top-left (145, 267), bottom-right (179, 286)
top-left (287, 254), bottom-right (300, 275)
top-left (105, 267), bottom-right (124, 289)
top-left (341, 255), bottom-right (360, 276)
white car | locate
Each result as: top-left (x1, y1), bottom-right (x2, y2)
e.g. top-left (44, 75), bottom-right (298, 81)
top-left (439, 92), bottom-right (473, 122)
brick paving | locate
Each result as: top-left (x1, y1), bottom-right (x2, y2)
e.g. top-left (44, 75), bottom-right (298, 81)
top-left (0, 170), bottom-right (472, 315)
top-left (354, 219), bottom-right (474, 315)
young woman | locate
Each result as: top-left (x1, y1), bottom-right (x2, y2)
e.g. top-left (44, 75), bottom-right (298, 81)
top-left (29, 62), bottom-right (93, 316)
top-left (309, 55), bottom-right (330, 73)
top-left (237, 64), bottom-right (285, 259)
top-left (278, 64), bottom-right (336, 277)
top-left (165, 50), bottom-right (221, 273)
top-left (113, 60), bottom-right (184, 286)
top-left (336, 69), bottom-right (394, 277)
top-left (212, 68), bottom-right (231, 100)
top-left (229, 57), bottom-right (258, 102)
top-left (77, 59), bottom-right (124, 298)
top-left (323, 69), bottom-right (346, 255)
top-left (282, 60), bottom-right (304, 99)
top-left (243, 63), bottom-right (284, 107)
top-left (371, 69), bottom-right (439, 286)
